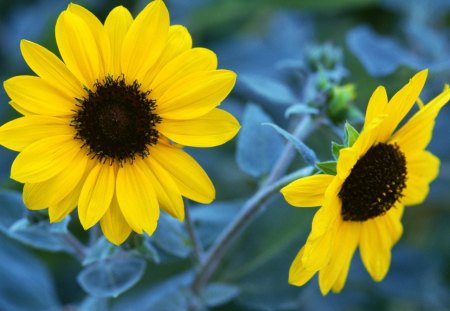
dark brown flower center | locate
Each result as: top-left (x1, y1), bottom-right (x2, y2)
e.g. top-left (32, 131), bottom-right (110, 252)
top-left (338, 143), bottom-right (407, 221)
top-left (72, 76), bottom-right (161, 163)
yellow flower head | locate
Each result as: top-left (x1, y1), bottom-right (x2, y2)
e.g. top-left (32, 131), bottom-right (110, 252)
top-left (281, 70), bottom-right (450, 295)
top-left (0, 0), bottom-right (239, 245)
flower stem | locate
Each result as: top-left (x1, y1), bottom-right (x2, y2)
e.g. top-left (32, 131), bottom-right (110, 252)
top-left (262, 115), bottom-right (314, 187)
top-left (191, 115), bottom-right (318, 293)
top-left (64, 233), bottom-right (87, 261)
top-left (184, 198), bottom-right (205, 264)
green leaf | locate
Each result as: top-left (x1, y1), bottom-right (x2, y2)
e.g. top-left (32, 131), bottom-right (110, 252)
top-left (331, 141), bottom-right (345, 160)
top-left (344, 122), bottom-right (359, 147)
top-left (316, 161), bottom-right (337, 175)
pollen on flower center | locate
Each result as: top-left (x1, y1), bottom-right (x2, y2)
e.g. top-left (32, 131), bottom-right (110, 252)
top-left (72, 76), bottom-right (161, 163)
top-left (338, 143), bottom-right (407, 221)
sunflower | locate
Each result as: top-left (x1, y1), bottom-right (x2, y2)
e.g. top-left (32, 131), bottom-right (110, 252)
top-left (281, 70), bottom-right (450, 295)
top-left (0, 0), bottom-right (239, 245)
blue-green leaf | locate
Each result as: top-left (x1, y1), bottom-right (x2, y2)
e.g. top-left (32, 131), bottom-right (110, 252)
top-left (346, 25), bottom-right (432, 76)
top-left (151, 213), bottom-right (190, 258)
top-left (284, 104), bottom-right (319, 118)
top-left (0, 190), bottom-right (27, 233)
top-left (238, 74), bottom-right (297, 105)
top-left (236, 104), bottom-right (284, 178)
top-left (200, 283), bottom-right (241, 307)
top-left (82, 237), bottom-right (118, 266)
top-left (133, 238), bottom-right (160, 263)
top-left (0, 236), bottom-right (61, 311)
top-left (77, 256), bottom-right (146, 298)
top-left (263, 122), bottom-right (318, 165)
top-left (78, 296), bottom-right (108, 311)
top-left (112, 272), bottom-right (193, 311)
top-left (190, 200), bottom-right (243, 247)
top-left (8, 216), bottom-right (72, 253)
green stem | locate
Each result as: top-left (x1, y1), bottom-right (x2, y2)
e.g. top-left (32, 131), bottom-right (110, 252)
top-left (191, 116), bottom-right (318, 293)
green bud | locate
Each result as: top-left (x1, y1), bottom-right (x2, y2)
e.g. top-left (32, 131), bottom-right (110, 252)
top-left (327, 84), bottom-right (356, 124)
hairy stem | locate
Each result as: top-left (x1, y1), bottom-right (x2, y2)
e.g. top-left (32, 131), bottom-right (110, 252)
top-left (64, 233), bottom-right (87, 261)
top-left (184, 198), bottom-right (205, 264)
top-left (262, 115), bottom-right (313, 186)
top-left (192, 115), bottom-right (318, 293)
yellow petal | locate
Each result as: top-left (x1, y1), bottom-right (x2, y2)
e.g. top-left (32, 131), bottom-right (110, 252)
top-left (140, 24), bottom-right (193, 89)
top-left (281, 174), bottom-right (334, 207)
top-left (0, 116), bottom-right (73, 151)
top-left (331, 257), bottom-right (352, 293)
top-left (67, 3), bottom-right (111, 76)
top-left (302, 207), bottom-right (342, 271)
top-left (55, 10), bottom-right (100, 87)
top-left (100, 193), bottom-right (132, 245)
top-left (48, 160), bottom-right (95, 222)
top-left (165, 25), bottom-right (193, 60)
top-left (145, 158), bottom-right (184, 220)
top-left (48, 199), bottom-right (76, 223)
top-left (407, 151), bottom-right (440, 183)
top-left (403, 182), bottom-right (430, 206)
top-left (149, 143), bottom-right (215, 203)
top-left (318, 221), bottom-right (360, 295)
top-left (116, 159), bottom-right (160, 235)
top-left (365, 86), bottom-right (388, 126)
top-left (4, 76), bottom-right (76, 116)
top-left (336, 148), bottom-right (358, 181)
top-left (121, 0), bottom-right (169, 82)
top-left (288, 246), bottom-right (318, 286)
top-left (359, 217), bottom-right (392, 282)
top-left (9, 100), bottom-right (33, 116)
top-left (380, 205), bottom-right (404, 245)
top-left (379, 69), bottom-right (428, 142)
top-left (158, 108), bottom-right (240, 147)
top-left (104, 6), bottom-right (133, 77)
top-left (389, 87), bottom-right (450, 154)
top-left (157, 70), bottom-right (237, 120)
top-left (351, 114), bottom-right (388, 157)
top-left (23, 148), bottom-right (87, 210)
top-left (307, 178), bottom-right (341, 241)
top-left (78, 163), bottom-right (115, 230)
top-left (20, 40), bottom-right (83, 98)
top-left (403, 151), bottom-right (439, 205)
top-left (11, 135), bottom-right (81, 183)
top-left (301, 227), bottom-right (334, 271)
top-left (150, 48), bottom-right (218, 99)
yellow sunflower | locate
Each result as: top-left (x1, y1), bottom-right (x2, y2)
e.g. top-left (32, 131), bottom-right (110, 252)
top-left (281, 70), bottom-right (450, 295)
top-left (0, 0), bottom-right (239, 245)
